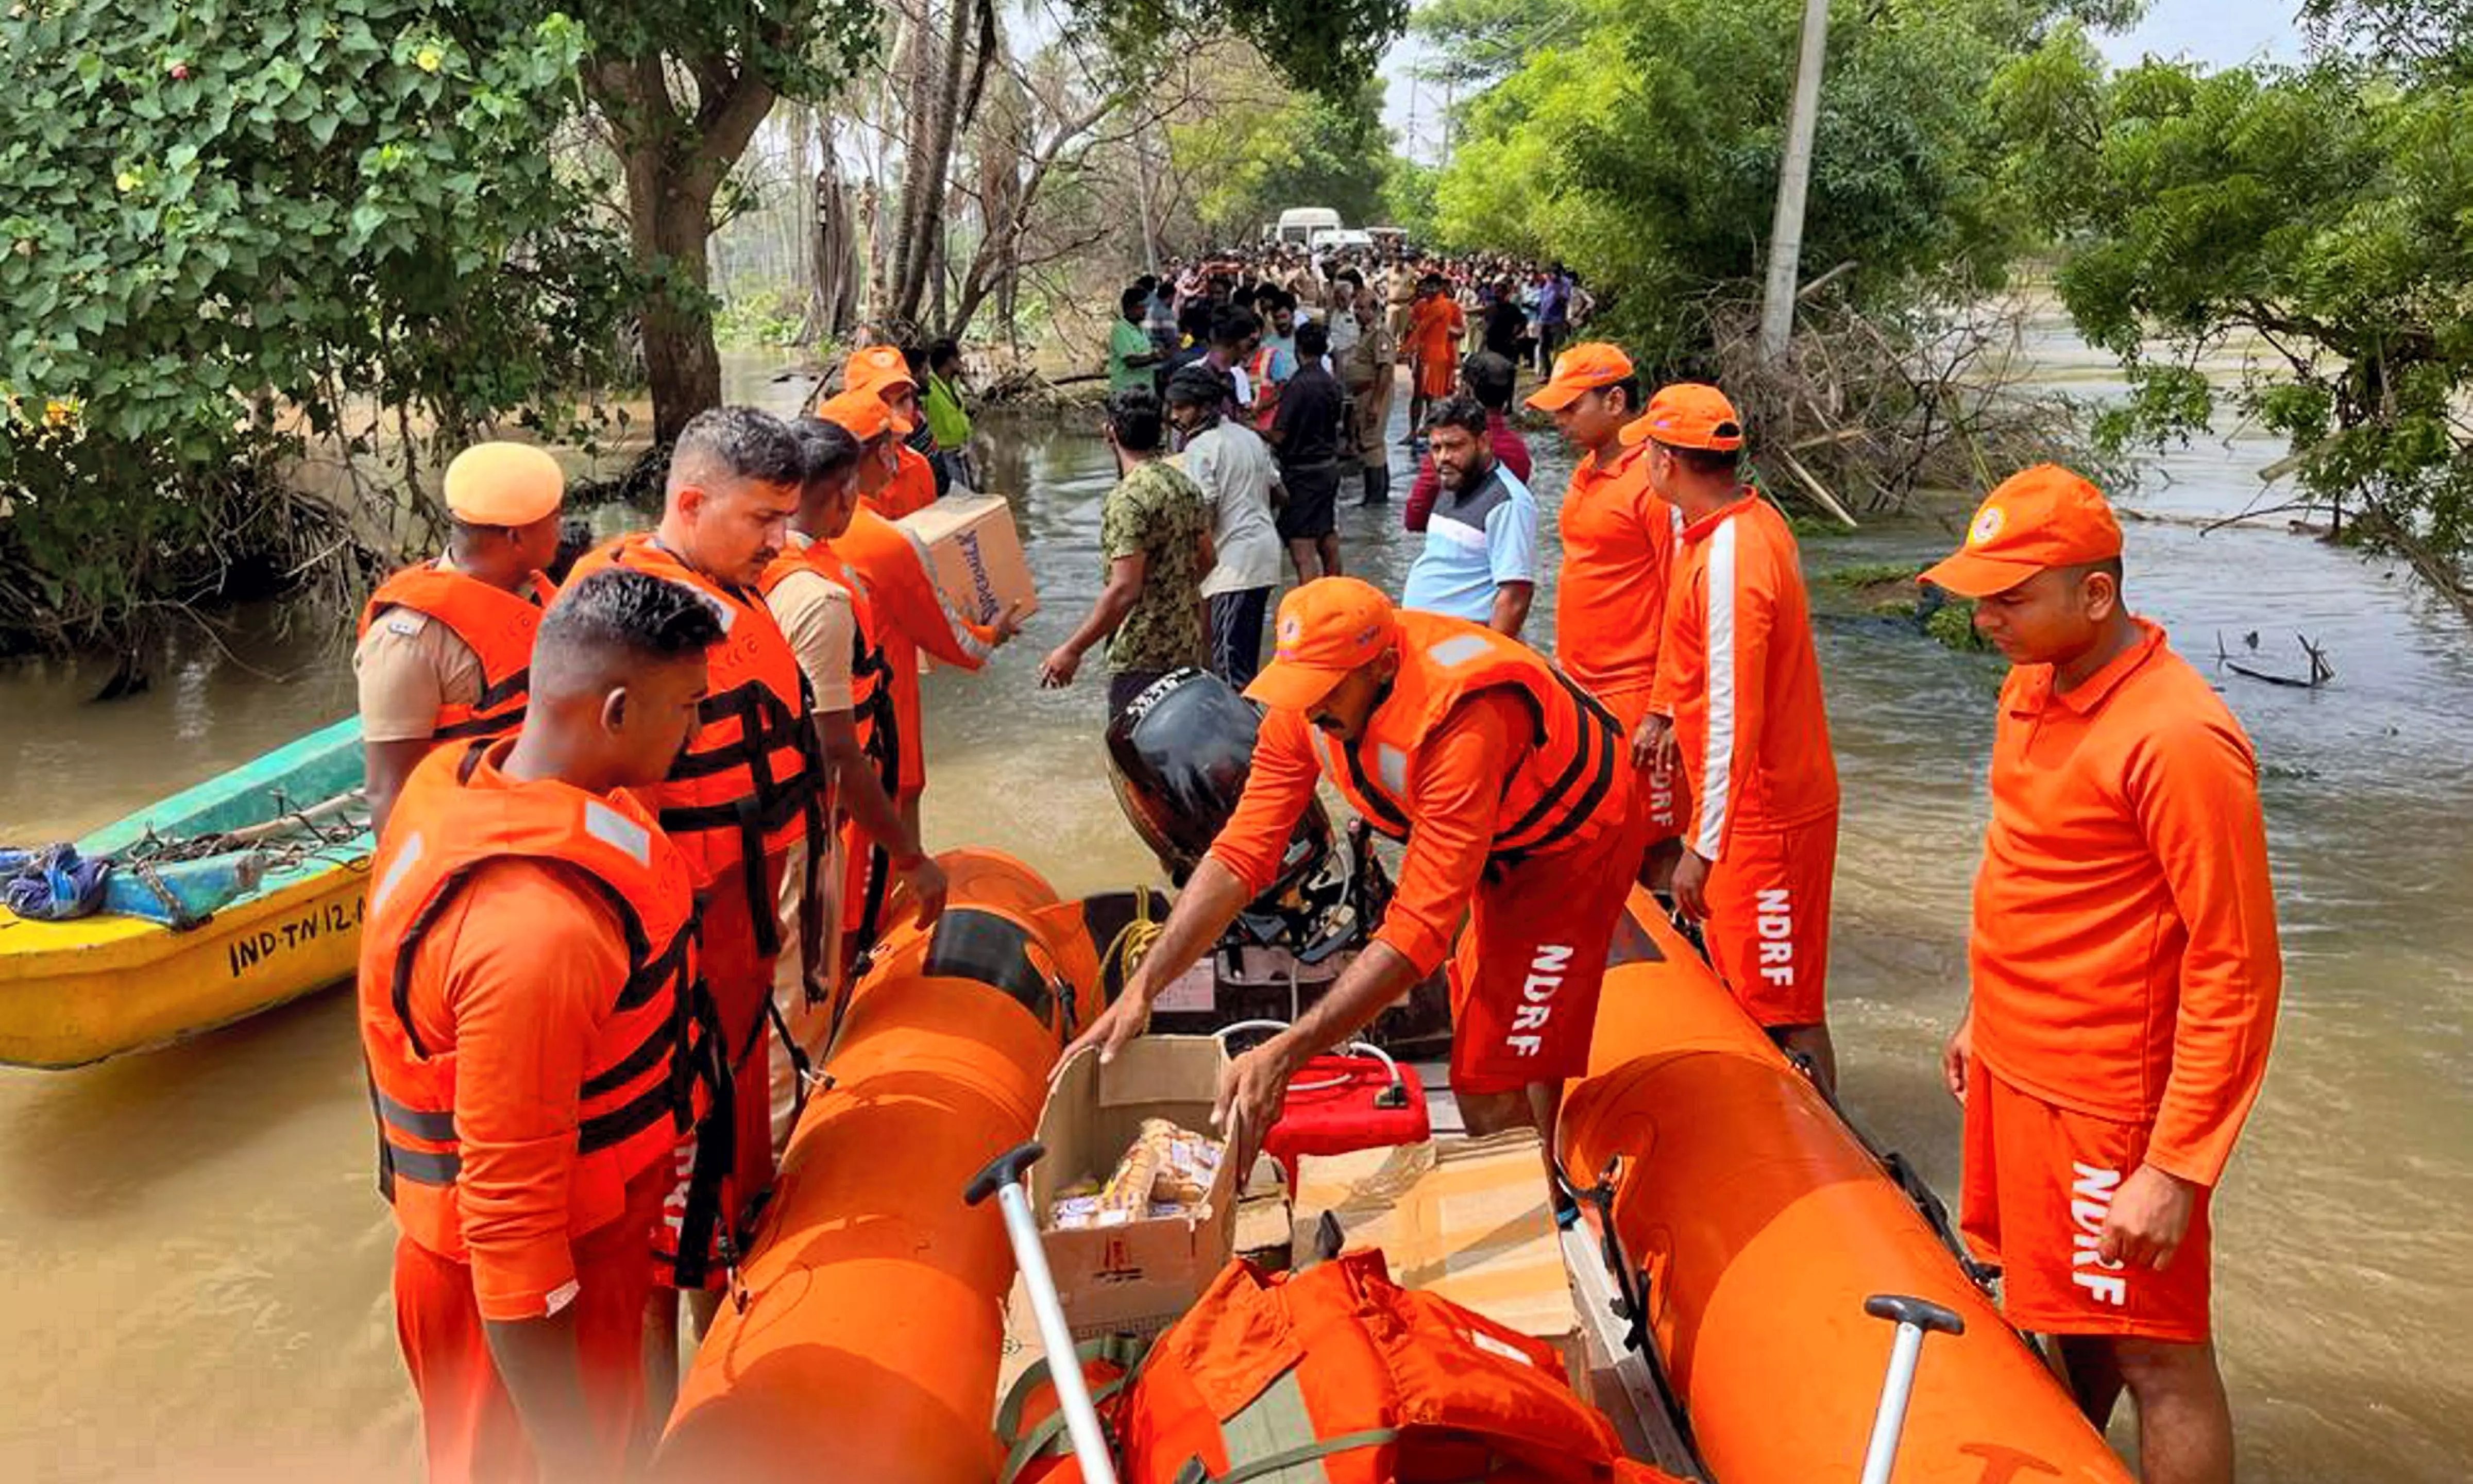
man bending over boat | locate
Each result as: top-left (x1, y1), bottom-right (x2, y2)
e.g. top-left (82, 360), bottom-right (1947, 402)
top-left (1929, 467), bottom-right (2282, 1484)
top-left (1065, 577), bottom-right (1649, 1206)
top-left (356, 441), bottom-right (567, 833)
top-left (359, 567), bottom-right (719, 1482)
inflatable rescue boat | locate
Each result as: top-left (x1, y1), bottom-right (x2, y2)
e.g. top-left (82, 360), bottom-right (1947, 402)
top-left (651, 849), bottom-right (2127, 1482)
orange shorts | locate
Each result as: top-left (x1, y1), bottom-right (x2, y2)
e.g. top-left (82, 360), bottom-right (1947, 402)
top-left (1596, 686), bottom-right (1684, 846)
top-left (1701, 812), bottom-right (1835, 1027)
top-left (396, 1168), bottom-right (664, 1483)
top-left (1959, 1060), bottom-right (2213, 1342)
top-left (1447, 808), bottom-right (1650, 1096)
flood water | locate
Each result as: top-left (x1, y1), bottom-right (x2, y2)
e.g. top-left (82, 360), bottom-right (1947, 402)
top-left (2, 325), bottom-right (2467, 1481)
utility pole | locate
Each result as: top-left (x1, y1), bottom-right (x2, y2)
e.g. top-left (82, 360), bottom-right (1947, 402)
top-left (1758, 0), bottom-right (1832, 361)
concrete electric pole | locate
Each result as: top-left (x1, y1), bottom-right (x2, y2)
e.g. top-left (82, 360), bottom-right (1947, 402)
top-left (1758, 0), bottom-right (1833, 361)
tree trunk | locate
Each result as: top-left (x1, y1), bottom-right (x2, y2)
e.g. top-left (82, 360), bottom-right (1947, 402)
top-left (588, 54), bottom-right (778, 441)
top-left (617, 141), bottom-right (724, 443)
top-left (893, 0), bottom-right (977, 330)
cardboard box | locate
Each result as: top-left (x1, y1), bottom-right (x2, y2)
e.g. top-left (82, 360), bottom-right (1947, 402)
top-left (1028, 1036), bottom-right (1239, 1339)
top-left (1290, 1131), bottom-right (1586, 1390)
top-left (896, 493), bottom-right (1038, 627)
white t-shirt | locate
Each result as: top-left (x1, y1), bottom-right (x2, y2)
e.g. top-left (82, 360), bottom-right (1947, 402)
top-left (1178, 420), bottom-right (1284, 596)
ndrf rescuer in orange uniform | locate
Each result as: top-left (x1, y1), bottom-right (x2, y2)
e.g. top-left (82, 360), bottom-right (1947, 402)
top-left (1931, 466), bottom-right (2281, 1484)
top-left (1636, 384), bottom-right (1843, 1093)
top-left (361, 567), bottom-right (724, 1483)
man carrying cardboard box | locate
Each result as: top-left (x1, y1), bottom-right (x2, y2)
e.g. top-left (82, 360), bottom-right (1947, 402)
top-left (1065, 577), bottom-right (1648, 1211)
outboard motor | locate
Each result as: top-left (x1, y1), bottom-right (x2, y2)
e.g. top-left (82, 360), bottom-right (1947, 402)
top-left (1096, 669), bottom-right (1449, 1054)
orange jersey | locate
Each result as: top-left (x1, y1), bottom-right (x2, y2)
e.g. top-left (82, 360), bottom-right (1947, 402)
top-left (1650, 492), bottom-right (1837, 859)
top-left (1407, 295), bottom-right (1464, 367)
top-left (862, 444), bottom-right (938, 521)
top-left (1212, 691), bottom-right (1535, 976)
top-left (1554, 440), bottom-right (1676, 698)
top-left (1969, 620), bottom-right (2281, 1186)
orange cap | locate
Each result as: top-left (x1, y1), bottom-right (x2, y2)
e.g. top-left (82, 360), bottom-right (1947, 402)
top-left (1620, 383), bottom-right (1744, 452)
top-left (1244, 577), bottom-right (1399, 711)
top-left (1920, 464), bottom-right (2123, 598)
top-left (840, 344), bottom-right (918, 399)
top-left (840, 345), bottom-right (920, 433)
top-left (1524, 342), bottom-right (1634, 411)
top-left (443, 442), bottom-right (564, 526)
top-left (815, 387), bottom-right (899, 442)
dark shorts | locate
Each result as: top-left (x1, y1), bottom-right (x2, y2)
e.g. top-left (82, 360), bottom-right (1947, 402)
top-left (1276, 461), bottom-right (1341, 540)
top-left (1208, 588), bottom-right (1273, 688)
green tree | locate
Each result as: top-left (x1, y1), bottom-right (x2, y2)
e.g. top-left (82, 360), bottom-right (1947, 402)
top-left (573, 0), bottom-right (877, 440)
top-left (1410, 0), bottom-right (1590, 91)
top-left (1433, 0), bottom-right (2043, 361)
top-left (1168, 77), bottom-right (1395, 242)
top-left (1994, 30), bottom-right (2473, 621)
top-left (0, 1), bottom-right (634, 651)
top-left (1062, 0), bottom-right (1408, 101)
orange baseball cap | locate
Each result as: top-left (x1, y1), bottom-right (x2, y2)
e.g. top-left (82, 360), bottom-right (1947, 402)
top-left (443, 442), bottom-right (564, 526)
top-left (1524, 343), bottom-right (1634, 411)
top-left (840, 344), bottom-right (918, 398)
top-left (1620, 383), bottom-right (1745, 452)
top-left (1244, 577), bottom-right (1399, 712)
top-left (815, 387), bottom-right (899, 442)
top-left (1921, 464), bottom-right (2123, 598)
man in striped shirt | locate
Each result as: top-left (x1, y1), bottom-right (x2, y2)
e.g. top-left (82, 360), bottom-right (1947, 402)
top-left (1640, 384), bottom-right (1842, 1092)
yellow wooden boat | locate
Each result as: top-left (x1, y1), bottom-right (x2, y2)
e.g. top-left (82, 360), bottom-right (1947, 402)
top-left (0, 717), bottom-right (370, 1069)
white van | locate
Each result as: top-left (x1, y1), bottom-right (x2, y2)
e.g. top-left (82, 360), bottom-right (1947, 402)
top-left (1313, 228), bottom-right (1375, 254)
top-left (1269, 207), bottom-right (1342, 248)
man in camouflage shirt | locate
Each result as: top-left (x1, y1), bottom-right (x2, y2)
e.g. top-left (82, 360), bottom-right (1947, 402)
top-left (1039, 386), bottom-right (1214, 719)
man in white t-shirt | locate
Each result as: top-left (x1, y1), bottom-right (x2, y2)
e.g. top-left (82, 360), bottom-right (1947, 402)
top-left (1165, 363), bottom-right (1283, 686)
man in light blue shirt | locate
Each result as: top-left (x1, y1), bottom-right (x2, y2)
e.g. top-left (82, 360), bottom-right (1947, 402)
top-left (1400, 393), bottom-right (1537, 636)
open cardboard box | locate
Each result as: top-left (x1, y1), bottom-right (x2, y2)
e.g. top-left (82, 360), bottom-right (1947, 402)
top-left (896, 493), bottom-right (1038, 629)
top-left (1026, 1035), bottom-right (1238, 1340)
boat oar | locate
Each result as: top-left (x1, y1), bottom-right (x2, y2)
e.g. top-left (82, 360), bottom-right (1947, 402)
top-left (964, 1140), bottom-right (1122, 1484)
top-left (1857, 1293), bottom-right (1964, 1484)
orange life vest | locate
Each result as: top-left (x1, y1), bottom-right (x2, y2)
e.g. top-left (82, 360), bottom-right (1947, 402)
top-left (830, 506), bottom-right (997, 792)
top-left (1017, 1251), bottom-right (1667, 1484)
top-left (358, 740), bottom-right (712, 1270)
top-left (1304, 610), bottom-right (1627, 872)
top-left (757, 538), bottom-right (896, 789)
top-left (565, 535), bottom-right (825, 976)
top-left (355, 562), bottom-right (557, 742)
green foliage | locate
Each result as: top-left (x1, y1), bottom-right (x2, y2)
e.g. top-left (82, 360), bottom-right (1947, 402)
top-left (1168, 78), bottom-right (1394, 242)
top-left (1431, 0), bottom-right (2057, 365)
top-left (1379, 160), bottom-right (1441, 240)
top-left (1997, 32), bottom-right (2473, 609)
top-left (1059, 0), bottom-right (1408, 100)
top-left (1410, 0), bottom-right (1590, 90)
top-left (713, 286), bottom-right (808, 349)
top-left (0, 1), bottom-right (638, 649)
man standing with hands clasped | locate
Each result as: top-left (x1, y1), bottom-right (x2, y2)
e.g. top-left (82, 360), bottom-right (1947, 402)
top-left (1929, 465), bottom-right (2280, 1484)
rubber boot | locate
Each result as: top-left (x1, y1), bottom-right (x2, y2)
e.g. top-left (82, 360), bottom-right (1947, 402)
top-left (1358, 460), bottom-right (1391, 506)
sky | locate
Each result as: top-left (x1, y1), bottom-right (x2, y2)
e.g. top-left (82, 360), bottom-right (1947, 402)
top-left (1379, 0), bottom-right (2307, 168)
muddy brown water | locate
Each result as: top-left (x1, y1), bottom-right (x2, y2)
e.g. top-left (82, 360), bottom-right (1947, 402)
top-left (2, 329), bottom-right (2467, 1480)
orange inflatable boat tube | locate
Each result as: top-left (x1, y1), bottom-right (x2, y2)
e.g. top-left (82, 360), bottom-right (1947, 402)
top-left (1561, 901), bottom-right (2133, 1483)
top-left (653, 850), bottom-right (1104, 1484)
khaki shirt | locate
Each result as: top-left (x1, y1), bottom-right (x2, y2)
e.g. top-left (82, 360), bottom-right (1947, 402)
top-left (353, 611), bottom-right (483, 744)
top-left (764, 542), bottom-right (857, 714)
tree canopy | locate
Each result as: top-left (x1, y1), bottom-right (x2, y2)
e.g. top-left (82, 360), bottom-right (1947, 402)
top-left (1167, 76), bottom-right (1395, 243)
top-left (1996, 25), bottom-right (2473, 617)
top-left (1429, 0), bottom-right (2056, 362)
top-left (0, 0), bottom-right (633, 648)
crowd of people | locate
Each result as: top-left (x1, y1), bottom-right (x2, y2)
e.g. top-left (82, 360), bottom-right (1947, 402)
top-left (347, 252), bottom-right (2281, 1484)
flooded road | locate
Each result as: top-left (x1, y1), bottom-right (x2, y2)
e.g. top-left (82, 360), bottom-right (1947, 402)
top-left (2, 332), bottom-right (2467, 1480)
